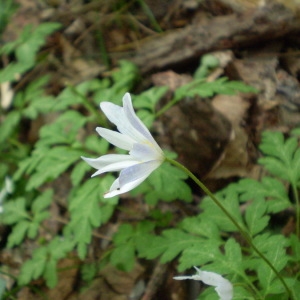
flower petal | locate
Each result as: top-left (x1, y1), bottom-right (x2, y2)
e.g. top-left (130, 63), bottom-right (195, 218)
top-left (119, 160), bottom-right (161, 187)
top-left (96, 127), bottom-right (135, 151)
top-left (103, 176), bottom-right (147, 198)
top-left (122, 93), bottom-right (161, 148)
top-left (81, 154), bottom-right (138, 177)
top-left (91, 160), bottom-right (139, 177)
top-left (103, 160), bottom-right (162, 198)
top-left (174, 267), bottom-right (233, 300)
top-left (100, 101), bottom-right (146, 143)
top-left (129, 143), bottom-right (162, 161)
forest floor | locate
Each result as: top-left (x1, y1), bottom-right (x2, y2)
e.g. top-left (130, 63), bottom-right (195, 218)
top-left (1, 0), bottom-right (300, 299)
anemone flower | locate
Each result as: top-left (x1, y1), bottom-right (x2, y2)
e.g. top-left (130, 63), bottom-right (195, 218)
top-left (174, 267), bottom-right (233, 300)
top-left (82, 93), bottom-right (165, 198)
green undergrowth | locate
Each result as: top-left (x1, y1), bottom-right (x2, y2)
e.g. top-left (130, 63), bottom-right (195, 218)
top-left (0, 21), bottom-right (299, 300)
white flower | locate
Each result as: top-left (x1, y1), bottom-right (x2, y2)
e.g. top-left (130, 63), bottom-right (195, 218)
top-left (174, 267), bottom-right (233, 300)
top-left (0, 176), bottom-right (13, 214)
top-left (82, 93), bottom-right (164, 198)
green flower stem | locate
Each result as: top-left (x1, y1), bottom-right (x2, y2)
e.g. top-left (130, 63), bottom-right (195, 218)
top-left (292, 183), bottom-right (300, 238)
top-left (166, 157), bottom-right (294, 300)
top-left (155, 97), bottom-right (179, 118)
top-left (155, 78), bottom-right (206, 117)
top-left (68, 85), bottom-right (106, 125)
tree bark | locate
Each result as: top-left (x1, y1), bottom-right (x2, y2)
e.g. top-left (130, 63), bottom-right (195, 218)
top-left (131, 3), bottom-right (300, 74)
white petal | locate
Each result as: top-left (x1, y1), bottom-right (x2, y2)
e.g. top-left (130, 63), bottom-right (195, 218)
top-left (100, 101), bottom-right (146, 143)
top-left (91, 160), bottom-right (139, 177)
top-left (122, 93), bottom-right (161, 149)
top-left (81, 154), bottom-right (134, 169)
top-left (103, 178), bottom-right (121, 198)
top-left (129, 143), bottom-right (162, 161)
top-left (174, 267), bottom-right (233, 300)
top-left (119, 160), bottom-right (161, 187)
top-left (103, 175), bottom-right (147, 198)
top-left (104, 160), bottom-right (161, 198)
top-left (96, 127), bottom-right (135, 151)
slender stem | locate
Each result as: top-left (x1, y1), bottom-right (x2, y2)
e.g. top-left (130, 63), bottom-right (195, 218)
top-left (155, 97), bottom-right (180, 118)
top-left (292, 183), bottom-right (300, 238)
top-left (68, 85), bottom-right (106, 125)
top-left (165, 157), bottom-right (294, 300)
top-left (155, 78), bottom-right (206, 117)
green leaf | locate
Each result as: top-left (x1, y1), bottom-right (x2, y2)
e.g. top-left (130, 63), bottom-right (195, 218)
top-left (31, 189), bottom-right (53, 214)
top-left (14, 146), bottom-right (46, 181)
top-left (110, 242), bottom-right (135, 272)
top-left (200, 184), bottom-right (244, 232)
top-left (136, 109), bottom-right (155, 128)
top-left (26, 147), bottom-right (82, 190)
top-left (81, 263), bottom-right (97, 283)
top-left (20, 76), bottom-right (55, 119)
top-left (3, 191), bottom-right (53, 247)
top-left (65, 176), bottom-right (117, 259)
top-left (174, 77), bottom-right (256, 100)
top-left (7, 220), bottom-right (31, 248)
top-left (18, 247), bottom-right (47, 285)
top-left (288, 234), bottom-right (300, 262)
top-left (178, 239), bottom-right (221, 271)
top-left (258, 131), bottom-right (300, 185)
top-left (238, 177), bottom-right (291, 213)
top-left (84, 135), bottom-right (109, 155)
top-left (36, 111), bottom-right (87, 147)
top-left (178, 216), bottom-right (220, 239)
top-left (252, 233), bottom-right (288, 254)
top-left (44, 258), bottom-right (58, 288)
top-left (0, 23), bottom-right (61, 83)
top-left (0, 61), bottom-right (32, 83)
top-left (149, 209), bottom-right (173, 227)
top-left (0, 110), bottom-right (21, 144)
top-left (205, 238), bottom-right (246, 279)
top-left (248, 234), bottom-right (289, 296)
top-left (15, 23), bottom-right (61, 64)
top-left (245, 199), bottom-right (269, 236)
top-left (2, 197), bottom-right (29, 224)
top-left (138, 229), bottom-right (203, 263)
top-left (27, 222), bottom-right (40, 239)
top-left (18, 237), bottom-right (74, 287)
top-left (110, 222), bottom-right (155, 271)
top-left (134, 86), bottom-right (168, 112)
top-left (257, 244), bottom-right (289, 296)
top-left (133, 161), bottom-right (192, 205)
top-left (111, 60), bottom-right (139, 94)
top-left (71, 160), bottom-right (91, 186)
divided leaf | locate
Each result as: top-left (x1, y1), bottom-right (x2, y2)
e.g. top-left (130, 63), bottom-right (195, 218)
top-left (259, 131), bottom-right (300, 185)
top-left (178, 239), bottom-right (221, 271)
top-left (200, 184), bottom-right (244, 232)
top-left (249, 234), bottom-right (289, 296)
top-left (174, 77), bottom-right (256, 100)
top-left (110, 222), bottom-right (155, 271)
top-left (3, 191), bottom-right (53, 247)
top-left (26, 147), bottom-right (82, 190)
top-left (65, 176), bottom-right (118, 259)
top-left (18, 237), bottom-right (74, 288)
top-left (138, 229), bottom-right (204, 264)
top-left (245, 199), bottom-right (269, 236)
top-left (36, 111), bottom-right (87, 147)
top-left (238, 177), bottom-right (291, 213)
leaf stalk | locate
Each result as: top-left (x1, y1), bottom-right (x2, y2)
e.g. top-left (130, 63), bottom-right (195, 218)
top-left (166, 157), bottom-right (294, 300)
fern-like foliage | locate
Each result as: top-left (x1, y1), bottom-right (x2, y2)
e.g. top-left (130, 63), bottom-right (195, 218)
top-left (109, 130), bottom-right (300, 299)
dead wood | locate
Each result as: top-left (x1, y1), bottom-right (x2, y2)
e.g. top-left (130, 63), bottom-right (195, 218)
top-left (131, 3), bottom-right (300, 74)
